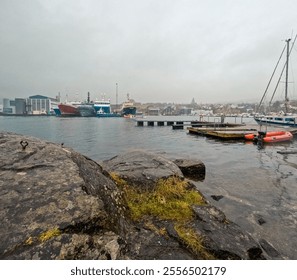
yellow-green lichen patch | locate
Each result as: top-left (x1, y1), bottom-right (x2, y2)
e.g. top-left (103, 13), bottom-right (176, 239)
top-left (109, 172), bottom-right (129, 188)
top-left (174, 223), bottom-right (215, 260)
top-left (38, 228), bottom-right (61, 242)
top-left (144, 221), bottom-right (168, 238)
top-left (24, 236), bottom-right (34, 246)
top-left (122, 176), bottom-right (206, 222)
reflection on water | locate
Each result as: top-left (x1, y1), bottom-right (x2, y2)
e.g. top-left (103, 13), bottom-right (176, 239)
top-left (1, 116), bottom-right (297, 259)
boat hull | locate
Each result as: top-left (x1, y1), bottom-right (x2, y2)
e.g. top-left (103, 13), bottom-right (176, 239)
top-left (254, 117), bottom-right (297, 127)
top-left (245, 130), bottom-right (288, 141)
top-left (246, 130), bottom-right (293, 143)
top-left (121, 106), bottom-right (136, 116)
top-left (263, 132), bottom-right (293, 143)
top-left (53, 108), bottom-right (61, 116)
top-left (77, 105), bottom-right (96, 117)
top-left (93, 99), bottom-right (111, 113)
top-left (97, 113), bottom-right (121, 118)
top-left (58, 104), bottom-right (80, 116)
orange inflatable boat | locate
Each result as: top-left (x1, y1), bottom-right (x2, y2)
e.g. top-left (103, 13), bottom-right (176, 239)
top-left (245, 131), bottom-right (293, 143)
top-left (262, 131), bottom-right (293, 143)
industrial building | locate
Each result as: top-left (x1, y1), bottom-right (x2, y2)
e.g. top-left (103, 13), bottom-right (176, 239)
top-left (1, 95), bottom-right (60, 115)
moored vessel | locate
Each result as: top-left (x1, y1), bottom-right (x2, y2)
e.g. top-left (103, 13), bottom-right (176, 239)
top-left (58, 102), bottom-right (81, 116)
top-left (77, 104), bottom-right (96, 117)
top-left (121, 94), bottom-right (136, 117)
top-left (94, 97), bottom-right (111, 114)
top-left (262, 131), bottom-right (293, 143)
top-left (245, 130), bottom-right (293, 143)
top-left (52, 105), bottom-right (61, 116)
top-left (254, 115), bottom-right (297, 127)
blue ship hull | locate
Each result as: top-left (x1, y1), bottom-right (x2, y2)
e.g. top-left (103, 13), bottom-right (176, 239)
top-left (121, 107), bottom-right (136, 116)
top-left (53, 108), bottom-right (61, 116)
top-left (254, 116), bottom-right (297, 127)
top-left (97, 112), bottom-right (121, 118)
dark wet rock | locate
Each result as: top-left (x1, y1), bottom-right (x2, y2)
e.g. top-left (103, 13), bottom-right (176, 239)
top-left (211, 195), bottom-right (224, 201)
top-left (173, 159), bottom-right (205, 181)
top-left (102, 150), bottom-right (184, 191)
top-left (191, 205), bottom-right (265, 259)
top-left (125, 222), bottom-right (194, 260)
top-left (257, 217), bottom-right (266, 225)
top-left (277, 150), bottom-right (297, 154)
top-left (259, 239), bottom-right (280, 258)
top-left (253, 214), bottom-right (266, 226)
top-left (0, 132), bottom-right (278, 260)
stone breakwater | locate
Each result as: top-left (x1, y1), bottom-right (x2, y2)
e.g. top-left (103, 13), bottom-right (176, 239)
top-left (0, 132), bottom-right (281, 259)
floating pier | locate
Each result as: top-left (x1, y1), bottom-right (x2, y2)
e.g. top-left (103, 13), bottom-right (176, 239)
top-left (188, 125), bottom-right (297, 140)
top-left (187, 126), bottom-right (257, 139)
top-left (135, 119), bottom-right (244, 129)
top-left (136, 119), bottom-right (205, 127)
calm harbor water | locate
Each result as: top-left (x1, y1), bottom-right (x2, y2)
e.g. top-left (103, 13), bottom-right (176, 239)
top-left (1, 115), bottom-right (297, 259)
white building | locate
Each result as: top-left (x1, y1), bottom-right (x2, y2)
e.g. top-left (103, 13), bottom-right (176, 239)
top-left (26, 95), bottom-right (60, 115)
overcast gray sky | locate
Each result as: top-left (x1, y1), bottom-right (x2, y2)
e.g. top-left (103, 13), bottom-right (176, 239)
top-left (1, 0), bottom-right (297, 104)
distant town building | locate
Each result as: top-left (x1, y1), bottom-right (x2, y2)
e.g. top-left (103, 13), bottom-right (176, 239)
top-left (147, 107), bottom-right (160, 116)
top-left (162, 105), bottom-right (176, 115)
top-left (191, 109), bottom-right (213, 116)
top-left (179, 107), bottom-right (192, 115)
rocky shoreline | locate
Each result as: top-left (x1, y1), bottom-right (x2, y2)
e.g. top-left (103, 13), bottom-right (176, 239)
top-left (0, 132), bottom-right (281, 259)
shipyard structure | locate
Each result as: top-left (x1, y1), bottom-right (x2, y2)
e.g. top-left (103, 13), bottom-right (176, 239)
top-left (0, 95), bottom-right (60, 115)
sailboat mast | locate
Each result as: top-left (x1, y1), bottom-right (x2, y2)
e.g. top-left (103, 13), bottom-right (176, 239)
top-left (285, 38), bottom-right (291, 115)
top-left (116, 83), bottom-right (118, 113)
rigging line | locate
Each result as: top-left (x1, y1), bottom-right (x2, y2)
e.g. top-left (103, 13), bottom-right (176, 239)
top-left (269, 34), bottom-right (297, 107)
top-left (289, 57), bottom-right (295, 99)
top-left (257, 45), bottom-right (286, 112)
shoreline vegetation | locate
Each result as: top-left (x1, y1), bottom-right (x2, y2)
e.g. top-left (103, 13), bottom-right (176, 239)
top-left (0, 132), bottom-right (282, 259)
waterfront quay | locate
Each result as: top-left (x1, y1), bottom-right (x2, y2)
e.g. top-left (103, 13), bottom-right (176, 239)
top-left (134, 117), bottom-right (297, 140)
top-left (135, 119), bottom-right (211, 127)
top-left (134, 115), bottom-right (242, 129)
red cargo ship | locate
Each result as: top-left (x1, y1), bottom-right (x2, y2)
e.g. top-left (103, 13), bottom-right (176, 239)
top-left (58, 102), bottom-right (80, 116)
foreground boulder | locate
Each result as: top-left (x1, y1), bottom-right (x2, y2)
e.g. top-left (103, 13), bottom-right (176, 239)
top-left (173, 159), bottom-right (205, 181)
top-left (0, 132), bottom-right (279, 259)
top-left (0, 132), bottom-right (126, 259)
top-left (103, 150), bottom-right (184, 191)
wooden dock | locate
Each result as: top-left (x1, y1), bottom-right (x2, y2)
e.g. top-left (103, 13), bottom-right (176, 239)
top-left (188, 125), bottom-right (297, 140)
top-left (135, 119), bottom-right (245, 129)
top-left (136, 119), bottom-right (212, 127)
top-left (187, 126), bottom-right (256, 139)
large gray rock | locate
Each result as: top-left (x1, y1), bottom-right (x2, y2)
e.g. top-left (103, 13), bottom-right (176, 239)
top-left (103, 150), bottom-right (184, 191)
top-left (0, 132), bottom-right (126, 259)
